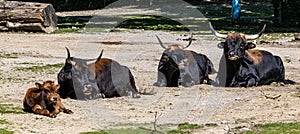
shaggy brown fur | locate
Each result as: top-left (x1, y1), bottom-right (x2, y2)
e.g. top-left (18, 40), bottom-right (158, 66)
top-left (23, 81), bottom-right (73, 118)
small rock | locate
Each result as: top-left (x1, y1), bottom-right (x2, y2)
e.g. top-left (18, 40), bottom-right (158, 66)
top-left (221, 121), bottom-right (228, 124)
top-left (235, 97), bottom-right (241, 101)
top-left (241, 127), bottom-right (251, 131)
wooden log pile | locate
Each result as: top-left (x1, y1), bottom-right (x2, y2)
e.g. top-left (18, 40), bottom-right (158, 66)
top-left (0, 1), bottom-right (57, 33)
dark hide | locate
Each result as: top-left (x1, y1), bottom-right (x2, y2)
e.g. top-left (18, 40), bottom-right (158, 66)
top-left (23, 81), bottom-right (73, 118)
top-left (93, 58), bottom-right (139, 98)
top-left (58, 48), bottom-right (139, 99)
top-left (153, 36), bottom-right (215, 87)
top-left (212, 31), bottom-right (285, 87)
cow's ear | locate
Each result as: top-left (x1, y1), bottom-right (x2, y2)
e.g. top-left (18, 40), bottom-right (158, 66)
top-left (246, 42), bottom-right (256, 49)
top-left (217, 42), bottom-right (225, 49)
top-left (35, 82), bottom-right (43, 88)
top-left (55, 84), bottom-right (60, 91)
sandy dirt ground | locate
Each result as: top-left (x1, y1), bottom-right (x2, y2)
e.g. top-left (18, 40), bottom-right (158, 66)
top-left (0, 30), bottom-right (299, 134)
top-left (0, 4), bottom-right (299, 133)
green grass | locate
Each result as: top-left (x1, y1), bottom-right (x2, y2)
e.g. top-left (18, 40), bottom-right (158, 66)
top-left (52, 2), bottom-right (298, 33)
top-left (0, 129), bottom-right (13, 134)
top-left (0, 120), bottom-right (11, 125)
top-left (80, 131), bottom-right (108, 134)
top-left (80, 128), bottom-right (159, 134)
top-left (15, 63), bottom-right (64, 73)
top-left (166, 122), bottom-right (204, 134)
top-left (116, 15), bottom-right (189, 31)
top-left (246, 122), bottom-right (300, 134)
top-left (178, 122), bottom-right (203, 130)
top-left (56, 16), bottom-right (91, 33)
top-left (0, 53), bottom-right (18, 59)
top-left (83, 122), bottom-right (214, 134)
top-left (0, 104), bottom-right (24, 114)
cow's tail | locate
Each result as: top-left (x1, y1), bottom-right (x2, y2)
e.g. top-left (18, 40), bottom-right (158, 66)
top-left (275, 56), bottom-right (296, 85)
top-left (125, 66), bottom-right (141, 98)
top-left (284, 79), bottom-right (296, 85)
top-left (124, 66), bottom-right (155, 97)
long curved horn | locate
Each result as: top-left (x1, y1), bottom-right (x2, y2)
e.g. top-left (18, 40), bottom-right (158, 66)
top-left (184, 34), bottom-right (193, 49)
top-left (245, 24), bottom-right (266, 40)
top-left (209, 22), bottom-right (227, 39)
top-left (155, 35), bottom-right (167, 49)
top-left (96, 49), bottom-right (104, 62)
top-left (65, 47), bottom-right (71, 59)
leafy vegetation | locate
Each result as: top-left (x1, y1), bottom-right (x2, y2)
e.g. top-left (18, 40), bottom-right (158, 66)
top-left (246, 122), bottom-right (300, 134)
top-left (0, 104), bottom-right (24, 114)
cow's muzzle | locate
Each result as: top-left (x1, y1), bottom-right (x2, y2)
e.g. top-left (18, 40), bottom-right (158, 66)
top-left (228, 56), bottom-right (240, 61)
top-left (228, 52), bottom-right (240, 60)
top-left (83, 84), bottom-right (93, 95)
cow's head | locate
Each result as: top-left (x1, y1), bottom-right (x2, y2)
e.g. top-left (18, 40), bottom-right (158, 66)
top-left (59, 47), bottom-right (103, 99)
top-left (35, 81), bottom-right (60, 105)
top-left (209, 22), bottom-right (266, 61)
top-left (156, 35), bottom-right (196, 87)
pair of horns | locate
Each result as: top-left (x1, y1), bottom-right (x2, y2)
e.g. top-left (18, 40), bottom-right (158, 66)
top-left (65, 47), bottom-right (103, 62)
top-left (156, 34), bottom-right (193, 49)
top-left (209, 22), bottom-right (266, 40)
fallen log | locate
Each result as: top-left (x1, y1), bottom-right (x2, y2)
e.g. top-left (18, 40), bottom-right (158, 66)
top-left (0, 1), bottom-right (57, 33)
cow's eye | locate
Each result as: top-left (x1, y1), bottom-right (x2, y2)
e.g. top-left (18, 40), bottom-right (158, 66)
top-left (44, 90), bottom-right (50, 94)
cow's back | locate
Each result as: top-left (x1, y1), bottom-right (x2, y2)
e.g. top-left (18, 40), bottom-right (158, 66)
top-left (189, 51), bottom-right (214, 84)
top-left (23, 87), bottom-right (41, 112)
top-left (246, 49), bottom-right (285, 85)
top-left (94, 58), bottom-right (137, 98)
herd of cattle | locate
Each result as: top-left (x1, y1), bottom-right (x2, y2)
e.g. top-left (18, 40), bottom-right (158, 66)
top-left (23, 22), bottom-right (294, 117)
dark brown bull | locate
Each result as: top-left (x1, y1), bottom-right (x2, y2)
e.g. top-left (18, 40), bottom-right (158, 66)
top-left (58, 48), bottom-right (139, 99)
top-left (153, 35), bottom-right (215, 87)
top-left (23, 81), bottom-right (73, 118)
top-left (209, 22), bottom-right (286, 87)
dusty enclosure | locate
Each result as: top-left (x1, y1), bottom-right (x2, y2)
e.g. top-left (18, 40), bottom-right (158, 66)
top-left (0, 3), bottom-right (299, 133)
top-left (0, 29), bottom-right (299, 133)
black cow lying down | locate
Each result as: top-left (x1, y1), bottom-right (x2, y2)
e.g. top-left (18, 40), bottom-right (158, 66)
top-left (153, 34), bottom-right (215, 87)
top-left (209, 22), bottom-right (292, 87)
top-left (58, 47), bottom-right (139, 99)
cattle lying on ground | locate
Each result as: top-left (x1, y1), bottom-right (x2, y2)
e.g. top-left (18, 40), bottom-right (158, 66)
top-left (209, 22), bottom-right (286, 87)
top-left (153, 34), bottom-right (215, 87)
top-left (58, 47), bottom-right (139, 99)
top-left (23, 81), bottom-right (73, 118)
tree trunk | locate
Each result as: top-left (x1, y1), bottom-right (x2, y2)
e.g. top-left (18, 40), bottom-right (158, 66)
top-left (0, 1), bottom-right (57, 33)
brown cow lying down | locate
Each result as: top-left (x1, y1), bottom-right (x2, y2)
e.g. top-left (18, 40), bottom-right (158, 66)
top-left (23, 81), bottom-right (73, 118)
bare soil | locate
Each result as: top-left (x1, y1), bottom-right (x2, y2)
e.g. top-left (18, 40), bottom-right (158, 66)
top-left (0, 8), bottom-right (300, 134)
